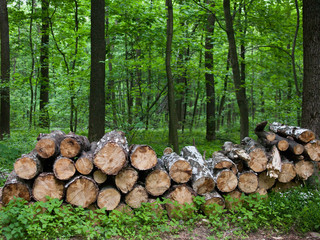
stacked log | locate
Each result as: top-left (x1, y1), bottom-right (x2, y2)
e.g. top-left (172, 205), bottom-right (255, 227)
top-left (1, 122), bottom-right (318, 219)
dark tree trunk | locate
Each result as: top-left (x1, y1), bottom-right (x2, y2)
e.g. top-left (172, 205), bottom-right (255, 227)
top-left (39, 0), bottom-right (50, 129)
top-left (89, 0), bottom-right (106, 141)
top-left (223, 0), bottom-right (249, 140)
top-left (205, 0), bottom-right (216, 141)
top-left (166, 0), bottom-right (179, 152)
top-left (301, 0), bottom-right (320, 137)
top-left (28, 0), bottom-right (35, 129)
top-left (0, 0), bottom-right (10, 139)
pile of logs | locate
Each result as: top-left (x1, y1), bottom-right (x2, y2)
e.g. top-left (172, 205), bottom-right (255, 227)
top-left (0, 122), bottom-right (319, 218)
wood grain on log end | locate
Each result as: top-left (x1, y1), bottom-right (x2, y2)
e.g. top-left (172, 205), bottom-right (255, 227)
top-left (130, 145), bottom-right (158, 170)
top-left (36, 138), bottom-right (56, 159)
top-left (249, 148), bottom-right (268, 172)
top-left (295, 160), bottom-right (314, 180)
top-left (238, 172), bottom-right (258, 194)
top-left (14, 155), bottom-right (41, 180)
top-left (115, 167), bottom-right (138, 194)
top-left (65, 176), bottom-right (99, 208)
top-left (93, 169), bottom-right (107, 184)
top-left (97, 187), bottom-right (121, 210)
top-left (53, 157), bottom-right (76, 180)
top-left (258, 171), bottom-right (276, 190)
top-left (169, 160), bottom-right (192, 183)
top-left (75, 153), bottom-right (93, 175)
top-left (2, 183), bottom-right (31, 205)
top-left (193, 177), bottom-right (215, 195)
top-left (125, 185), bottom-right (149, 209)
top-left (60, 138), bottom-right (81, 158)
top-left (216, 170), bottom-right (238, 193)
top-left (145, 169), bottom-right (171, 196)
top-left (94, 142), bottom-right (127, 175)
top-left (32, 173), bottom-right (64, 202)
top-left (304, 140), bottom-right (320, 162)
top-left (278, 162), bottom-right (296, 183)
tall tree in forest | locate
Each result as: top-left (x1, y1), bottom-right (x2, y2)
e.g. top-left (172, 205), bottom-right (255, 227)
top-left (39, 0), bottom-right (50, 129)
top-left (166, 0), bottom-right (179, 152)
top-left (88, 0), bottom-right (106, 141)
top-left (0, 0), bottom-right (10, 139)
top-left (301, 0), bottom-right (320, 136)
top-left (223, 0), bottom-right (249, 140)
top-left (205, 0), bottom-right (216, 141)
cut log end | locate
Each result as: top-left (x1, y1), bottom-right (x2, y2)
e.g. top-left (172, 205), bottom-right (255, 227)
top-left (305, 140), bottom-right (320, 162)
top-left (2, 183), bottom-right (31, 205)
top-left (277, 140), bottom-right (289, 151)
top-left (35, 139), bottom-right (56, 159)
top-left (94, 142), bottom-right (127, 175)
top-left (145, 169), bottom-right (171, 196)
top-left (75, 156), bottom-right (93, 175)
top-left (32, 173), bottom-right (64, 202)
top-left (299, 130), bottom-right (315, 143)
top-left (169, 160), bottom-right (192, 183)
top-left (65, 176), bottom-right (99, 208)
top-left (249, 148), bottom-right (268, 172)
top-left (125, 185), bottom-right (149, 209)
top-left (14, 157), bottom-right (38, 180)
top-left (93, 170), bottom-right (108, 184)
top-left (238, 172), bottom-right (258, 194)
top-left (130, 145), bottom-right (158, 170)
top-left (97, 187), bottom-right (121, 210)
top-left (60, 138), bottom-right (81, 158)
top-left (192, 177), bottom-right (215, 195)
top-left (216, 170), bottom-right (238, 193)
top-left (201, 191), bottom-right (225, 215)
top-left (278, 162), bottom-right (296, 183)
top-left (295, 160), bottom-right (314, 180)
top-left (258, 171), bottom-right (276, 190)
top-left (115, 167), bottom-right (138, 194)
top-left (53, 157), bottom-right (76, 180)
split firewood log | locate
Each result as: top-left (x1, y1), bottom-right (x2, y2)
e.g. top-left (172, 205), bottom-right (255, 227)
top-left (125, 184), bottom-right (149, 209)
top-left (115, 167), bottom-right (139, 194)
top-left (164, 184), bottom-right (196, 220)
top-left (129, 144), bottom-right (158, 171)
top-left (36, 130), bottom-right (66, 159)
top-left (65, 176), bottom-right (99, 208)
top-left (294, 160), bottom-right (314, 180)
top-left (208, 152), bottom-right (237, 174)
top-left (304, 140), bottom-right (320, 162)
top-left (14, 150), bottom-right (42, 180)
top-left (212, 169), bottom-right (238, 193)
top-left (278, 158), bottom-right (296, 183)
top-left (93, 169), bottom-right (108, 185)
top-left (53, 156), bottom-right (76, 181)
top-left (161, 152), bottom-right (192, 183)
top-left (269, 122), bottom-right (315, 143)
top-left (97, 186), bottom-right (121, 210)
top-left (32, 172), bottom-right (64, 202)
top-left (241, 137), bottom-right (269, 173)
top-left (258, 171), bottom-right (276, 190)
top-left (237, 171), bottom-right (259, 194)
top-left (266, 145), bottom-right (282, 178)
top-left (201, 191), bottom-right (225, 216)
top-left (145, 163), bottom-right (171, 196)
top-left (1, 171), bottom-right (32, 205)
top-left (94, 130), bottom-right (128, 175)
top-left (224, 189), bottom-right (242, 211)
top-left (60, 132), bottom-right (91, 158)
top-left (180, 146), bottom-right (215, 195)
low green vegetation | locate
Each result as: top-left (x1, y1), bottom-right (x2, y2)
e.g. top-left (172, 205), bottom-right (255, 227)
top-left (0, 186), bottom-right (319, 240)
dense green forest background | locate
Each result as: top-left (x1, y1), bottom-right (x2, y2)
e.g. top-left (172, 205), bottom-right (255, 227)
top-left (0, 0), bottom-right (319, 149)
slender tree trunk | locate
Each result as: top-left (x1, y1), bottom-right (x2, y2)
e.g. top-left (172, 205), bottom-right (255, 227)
top-left (301, 0), bottom-right (320, 137)
top-left (166, 0), bottom-right (179, 152)
top-left (205, 0), bottom-right (216, 141)
top-left (39, 0), bottom-right (50, 129)
top-left (223, 0), bottom-right (249, 140)
top-left (89, 0), bottom-right (106, 141)
top-left (28, 0), bottom-right (35, 129)
top-left (0, 0), bottom-right (10, 139)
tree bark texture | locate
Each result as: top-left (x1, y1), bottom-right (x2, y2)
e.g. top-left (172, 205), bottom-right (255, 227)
top-left (89, 0), bottom-right (106, 142)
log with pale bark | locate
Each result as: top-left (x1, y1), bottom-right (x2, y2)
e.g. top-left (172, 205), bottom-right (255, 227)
top-left (14, 150), bottom-right (42, 180)
top-left (269, 122), bottom-right (315, 143)
top-left (129, 144), bottom-right (158, 171)
top-left (294, 160), bottom-right (314, 180)
top-left (53, 157), bottom-right (76, 181)
top-left (304, 140), bottom-right (320, 162)
top-left (212, 169), bottom-right (238, 193)
top-left (93, 169), bottom-right (108, 184)
top-left (125, 184), bottom-right (149, 209)
top-left (278, 159), bottom-right (296, 183)
top-left (145, 165), bottom-right (171, 196)
top-left (32, 172), bottom-right (64, 202)
top-left (201, 191), bottom-right (225, 215)
top-left (65, 176), bottom-right (99, 208)
top-left (237, 171), bottom-right (258, 194)
top-left (241, 137), bottom-right (269, 173)
top-left (164, 184), bottom-right (196, 220)
top-left (36, 130), bottom-right (66, 159)
top-left (60, 132), bottom-right (91, 158)
top-left (115, 167), bottom-right (138, 194)
top-left (181, 146), bottom-right (215, 195)
top-left (161, 152), bottom-right (192, 183)
top-left (266, 145), bottom-right (282, 178)
top-left (1, 171), bottom-right (32, 205)
top-left (94, 130), bottom-right (128, 175)
top-left (259, 134), bottom-right (290, 152)
top-left (97, 186), bottom-right (121, 210)
top-left (209, 151), bottom-right (237, 174)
